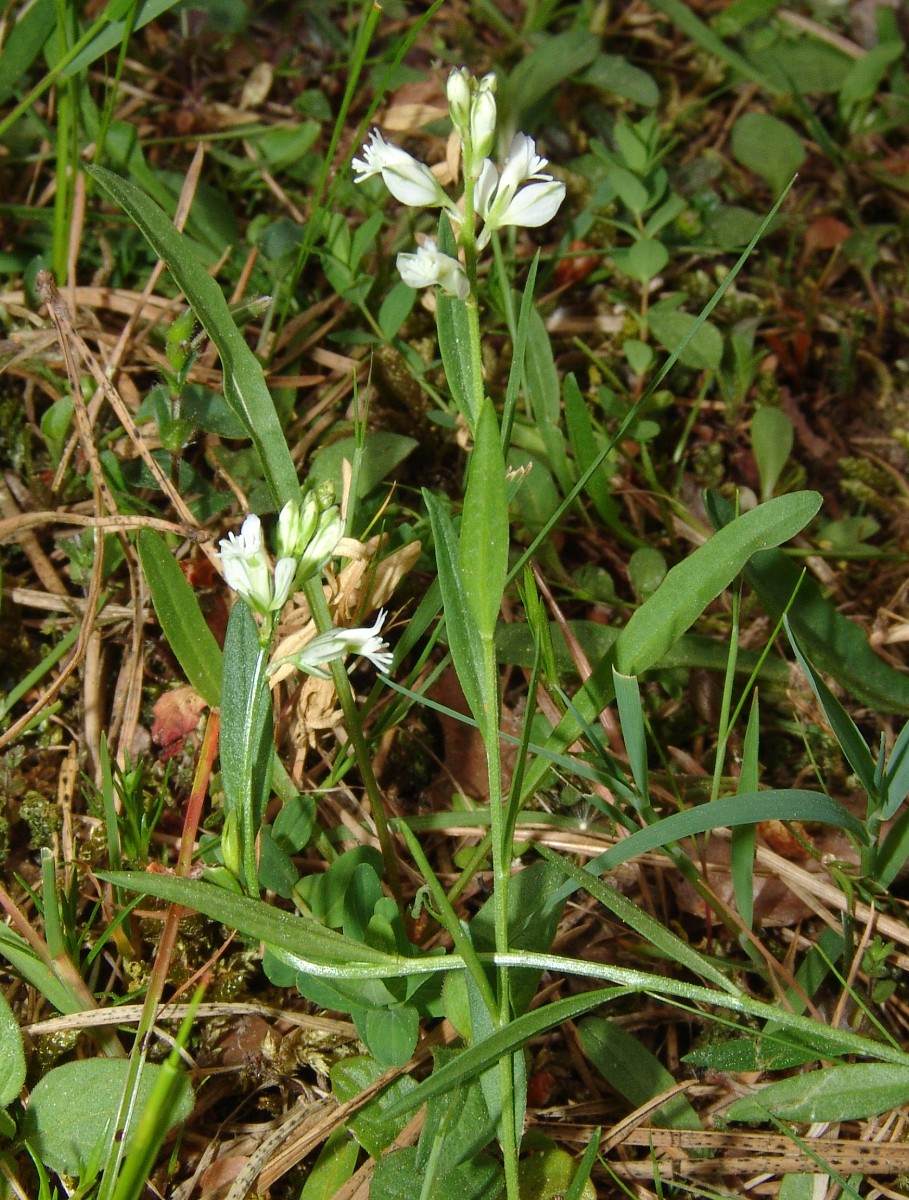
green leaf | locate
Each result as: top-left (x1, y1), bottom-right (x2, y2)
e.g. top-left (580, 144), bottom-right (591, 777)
top-left (518, 1146), bottom-right (597, 1200)
top-left (136, 530), bottom-right (222, 707)
top-left (435, 216), bottom-right (477, 427)
top-left (839, 40), bottom-right (904, 107)
top-left (523, 308), bottom-right (570, 493)
top-left (425, 491), bottom-right (485, 723)
top-left (371, 1147), bottom-right (501, 1200)
top-left (308, 432), bottom-right (417, 499)
top-left (751, 406), bottom-right (794, 501)
top-left (362, 1004), bottom-right (419, 1068)
top-left (0, 0), bottom-right (55, 106)
top-left (0, 991), bottom-right (25, 1108)
top-left (563, 374), bottom-right (620, 527)
top-left (648, 303), bottom-right (724, 371)
top-left (21, 1059), bottom-right (192, 1177)
top-left (459, 399), bottom-right (508, 644)
top-left (615, 492), bottom-right (821, 676)
top-left (557, 790), bottom-right (863, 889)
top-left (706, 491), bottom-right (909, 714)
top-left (331, 1056), bottom-right (418, 1156)
top-left (646, 0), bottom-right (781, 91)
top-left (501, 28), bottom-right (599, 124)
top-left (383, 986), bottom-right (626, 1122)
top-left (100, 870), bottom-right (400, 968)
top-left (732, 112), bottom-right (805, 197)
top-left (87, 165), bottom-right (299, 508)
top-left (581, 53), bottom-right (659, 107)
top-left (616, 238), bottom-right (669, 283)
top-left (785, 618), bottom-right (877, 800)
top-left (726, 1063), bottom-right (909, 1123)
top-left (220, 603), bottom-right (273, 893)
top-left (298, 1129), bottom-right (359, 1200)
top-left (580, 1017), bottom-right (701, 1129)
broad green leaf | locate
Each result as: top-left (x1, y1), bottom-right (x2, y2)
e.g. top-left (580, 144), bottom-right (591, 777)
top-left (136, 530), bottom-right (222, 707)
top-left (839, 40), bottom-right (904, 107)
top-left (732, 112), bottom-right (805, 196)
top-left (330, 1056), bottom-right (417, 1156)
top-left (707, 491), bottom-right (909, 714)
top-left (579, 1017), bottom-right (701, 1129)
top-left (726, 1063), bottom-right (909, 1123)
top-left (459, 399), bottom-right (508, 644)
top-left (751, 406), bottom-right (794, 501)
top-left (298, 1129), bottom-right (359, 1200)
top-left (87, 165), bottom-right (299, 508)
top-left (425, 491), bottom-right (486, 723)
top-left (615, 491), bottom-right (821, 676)
top-left (362, 1004), bottom-right (419, 1068)
top-left (616, 237), bottom-right (669, 283)
top-left (648, 304), bottom-right (723, 371)
top-left (220, 603), bottom-right (273, 893)
top-left (518, 1146), bottom-right (597, 1200)
top-left (581, 53), bottom-right (659, 107)
top-left (21, 1059), bottom-right (192, 1177)
top-left (308, 432), bottom-right (417, 499)
top-left (0, 991), bottom-right (25, 1107)
top-left (435, 216), bottom-right (477, 427)
top-left (371, 1146), bottom-right (501, 1200)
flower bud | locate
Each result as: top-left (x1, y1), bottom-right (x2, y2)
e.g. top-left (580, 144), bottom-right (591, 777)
top-left (469, 76), bottom-right (497, 163)
top-left (447, 67), bottom-right (471, 141)
top-left (296, 506), bottom-right (343, 583)
top-left (397, 239), bottom-right (469, 300)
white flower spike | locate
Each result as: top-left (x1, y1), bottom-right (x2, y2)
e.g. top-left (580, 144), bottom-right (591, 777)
top-left (397, 239), bottom-right (469, 300)
top-left (352, 130), bottom-right (452, 210)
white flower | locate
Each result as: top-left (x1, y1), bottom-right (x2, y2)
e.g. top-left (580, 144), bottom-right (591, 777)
top-left (475, 132), bottom-right (566, 248)
top-left (219, 514), bottom-right (295, 616)
top-left (352, 129), bottom-right (451, 209)
top-left (397, 239), bottom-right (469, 300)
top-left (268, 610), bottom-right (393, 679)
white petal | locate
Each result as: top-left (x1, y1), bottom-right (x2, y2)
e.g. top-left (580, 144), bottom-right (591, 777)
top-left (474, 158), bottom-right (499, 218)
top-left (271, 557), bottom-right (297, 611)
top-left (496, 179), bottom-right (566, 228)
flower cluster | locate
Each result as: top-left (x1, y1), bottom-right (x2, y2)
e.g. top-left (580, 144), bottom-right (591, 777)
top-left (352, 68), bottom-right (565, 298)
top-left (218, 493), bottom-right (392, 677)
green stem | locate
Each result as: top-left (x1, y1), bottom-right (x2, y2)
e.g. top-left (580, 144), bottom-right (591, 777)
top-left (303, 578), bottom-right (403, 910)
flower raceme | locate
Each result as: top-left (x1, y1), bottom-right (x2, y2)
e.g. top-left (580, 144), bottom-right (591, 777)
top-left (352, 67), bottom-right (565, 298)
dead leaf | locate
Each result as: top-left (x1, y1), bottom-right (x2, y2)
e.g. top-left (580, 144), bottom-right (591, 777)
top-left (151, 686), bottom-right (207, 760)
